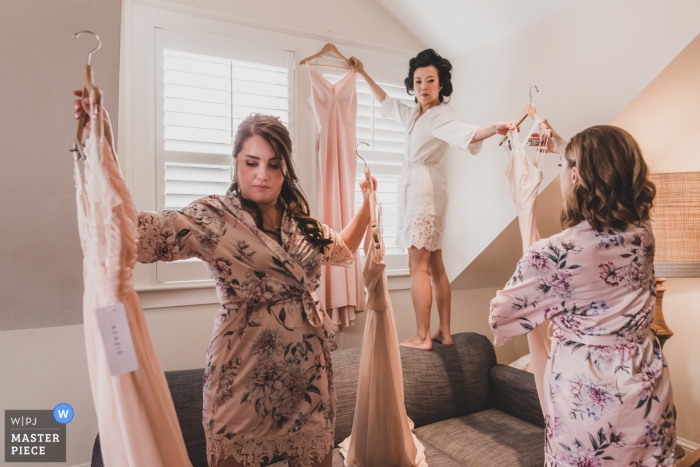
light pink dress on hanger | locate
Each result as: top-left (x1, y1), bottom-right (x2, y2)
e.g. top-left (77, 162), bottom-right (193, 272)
top-left (503, 120), bottom-right (552, 408)
top-left (308, 66), bottom-right (366, 331)
top-left (73, 106), bottom-right (191, 467)
top-left (339, 206), bottom-right (427, 467)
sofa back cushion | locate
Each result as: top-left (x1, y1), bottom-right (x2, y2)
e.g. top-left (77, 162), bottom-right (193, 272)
top-left (400, 332), bottom-right (496, 428)
top-left (165, 369), bottom-right (208, 467)
top-left (331, 332), bottom-right (496, 444)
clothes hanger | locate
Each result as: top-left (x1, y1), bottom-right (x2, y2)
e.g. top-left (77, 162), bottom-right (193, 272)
top-left (356, 142), bottom-right (382, 255)
top-left (299, 43), bottom-right (351, 70)
top-left (71, 30), bottom-right (104, 160)
top-left (498, 85), bottom-right (540, 147)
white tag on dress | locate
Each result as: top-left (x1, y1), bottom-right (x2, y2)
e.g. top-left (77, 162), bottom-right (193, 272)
top-left (95, 303), bottom-right (139, 376)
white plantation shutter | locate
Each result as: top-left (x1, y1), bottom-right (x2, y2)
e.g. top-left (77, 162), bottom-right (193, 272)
top-left (154, 29), bottom-right (294, 282)
top-left (162, 50), bottom-right (290, 210)
top-left (324, 74), bottom-right (413, 256)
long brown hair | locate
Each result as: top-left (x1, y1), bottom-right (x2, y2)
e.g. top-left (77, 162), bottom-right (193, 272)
top-left (560, 125), bottom-right (656, 232)
top-left (228, 114), bottom-right (331, 247)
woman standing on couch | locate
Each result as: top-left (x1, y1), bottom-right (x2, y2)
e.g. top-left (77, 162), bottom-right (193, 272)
top-left (74, 93), bottom-right (374, 467)
top-left (489, 124), bottom-right (675, 466)
top-left (348, 49), bottom-right (514, 350)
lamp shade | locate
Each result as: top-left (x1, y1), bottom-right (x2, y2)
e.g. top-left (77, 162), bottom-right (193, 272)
top-left (649, 172), bottom-right (700, 278)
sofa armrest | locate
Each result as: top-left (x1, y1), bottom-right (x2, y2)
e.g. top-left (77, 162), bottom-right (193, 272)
top-left (489, 364), bottom-right (544, 428)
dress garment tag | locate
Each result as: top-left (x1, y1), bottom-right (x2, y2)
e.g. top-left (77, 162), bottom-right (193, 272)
top-left (95, 303), bottom-right (139, 376)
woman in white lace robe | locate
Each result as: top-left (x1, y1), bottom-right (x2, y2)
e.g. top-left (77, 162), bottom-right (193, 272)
top-left (348, 50), bottom-right (514, 350)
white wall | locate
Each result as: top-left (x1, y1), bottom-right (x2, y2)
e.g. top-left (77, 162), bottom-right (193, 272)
top-left (442, 0), bottom-right (700, 283)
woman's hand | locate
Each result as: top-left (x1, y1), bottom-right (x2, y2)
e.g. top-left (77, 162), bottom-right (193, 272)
top-left (494, 121), bottom-right (517, 135)
top-left (359, 176), bottom-right (378, 202)
top-left (347, 56), bottom-right (365, 75)
top-left (73, 90), bottom-right (92, 131)
top-left (529, 119), bottom-right (568, 154)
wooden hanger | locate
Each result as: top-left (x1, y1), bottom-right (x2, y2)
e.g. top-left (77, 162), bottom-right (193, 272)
top-left (356, 143), bottom-right (382, 258)
top-left (71, 31), bottom-right (106, 160)
top-left (499, 86), bottom-right (540, 147)
top-left (300, 43), bottom-right (351, 70)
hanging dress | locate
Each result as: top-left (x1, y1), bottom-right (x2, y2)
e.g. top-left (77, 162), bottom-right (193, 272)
top-left (339, 202), bottom-right (428, 467)
top-left (73, 106), bottom-right (192, 467)
top-left (380, 97), bottom-right (481, 251)
top-left (308, 66), bottom-right (366, 331)
top-left (502, 120), bottom-right (553, 409)
top-left (136, 191), bottom-right (356, 467)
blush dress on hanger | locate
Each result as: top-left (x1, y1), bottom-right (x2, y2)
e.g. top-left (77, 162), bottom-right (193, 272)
top-left (380, 97), bottom-right (482, 251)
top-left (503, 120), bottom-right (553, 410)
top-left (307, 66), bottom-right (366, 331)
top-left (74, 106), bottom-right (191, 467)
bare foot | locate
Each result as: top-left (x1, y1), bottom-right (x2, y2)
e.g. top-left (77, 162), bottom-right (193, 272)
top-left (400, 334), bottom-right (433, 351)
top-left (432, 331), bottom-right (454, 346)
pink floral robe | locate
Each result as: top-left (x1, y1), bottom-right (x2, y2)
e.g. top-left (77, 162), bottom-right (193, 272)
top-left (489, 221), bottom-right (676, 467)
top-left (136, 193), bottom-right (356, 467)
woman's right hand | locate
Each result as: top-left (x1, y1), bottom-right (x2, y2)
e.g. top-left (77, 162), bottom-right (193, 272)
top-left (73, 90), bottom-right (92, 131)
top-left (347, 56), bottom-right (365, 75)
top-left (530, 119), bottom-right (568, 154)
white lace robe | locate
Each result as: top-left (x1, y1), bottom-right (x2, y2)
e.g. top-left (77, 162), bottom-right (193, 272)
top-left (380, 97), bottom-right (481, 251)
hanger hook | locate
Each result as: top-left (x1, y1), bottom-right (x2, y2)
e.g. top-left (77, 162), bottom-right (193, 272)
top-left (356, 142), bottom-right (369, 167)
top-left (73, 30), bottom-right (101, 66)
top-left (529, 85), bottom-right (539, 104)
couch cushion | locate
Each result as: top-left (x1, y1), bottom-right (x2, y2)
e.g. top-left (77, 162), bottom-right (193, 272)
top-left (414, 408), bottom-right (544, 467)
top-left (331, 346), bottom-right (362, 446)
top-left (401, 332), bottom-right (496, 428)
top-left (165, 369), bottom-right (208, 467)
top-left (489, 364), bottom-right (544, 428)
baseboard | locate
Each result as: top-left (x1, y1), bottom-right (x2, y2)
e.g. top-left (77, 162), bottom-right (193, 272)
top-left (679, 437), bottom-right (700, 452)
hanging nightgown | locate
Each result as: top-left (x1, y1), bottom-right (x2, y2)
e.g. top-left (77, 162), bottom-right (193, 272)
top-left (489, 219), bottom-right (676, 465)
top-left (339, 204), bottom-right (427, 467)
top-left (503, 120), bottom-right (553, 409)
top-left (73, 106), bottom-right (191, 467)
top-left (380, 97), bottom-right (481, 251)
top-left (308, 66), bottom-right (366, 331)
top-left (136, 191), bottom-right (356, 467)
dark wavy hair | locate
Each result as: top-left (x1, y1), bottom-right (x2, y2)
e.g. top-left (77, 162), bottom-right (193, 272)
top-left (404, 49), bottom-right (453, 103)
top-left (560, 125), bottom-right (656, 233)
top-left (228, 114), bottom-right (331, 247)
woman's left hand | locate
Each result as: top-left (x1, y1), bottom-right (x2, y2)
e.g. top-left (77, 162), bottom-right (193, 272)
top-left (494, 121), bottom-right (517, 135)
top-left (359, 176), bottom-right (378, 201)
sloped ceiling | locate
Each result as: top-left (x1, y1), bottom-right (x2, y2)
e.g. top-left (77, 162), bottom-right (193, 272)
top-left (375, 0), bottom-right (582, 58)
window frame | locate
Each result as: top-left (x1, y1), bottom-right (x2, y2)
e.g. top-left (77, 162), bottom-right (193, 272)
top-left (123, 2), bottom-right (414, 305)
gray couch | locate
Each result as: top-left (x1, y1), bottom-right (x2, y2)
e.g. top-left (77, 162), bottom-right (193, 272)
top-left (91, 332), bottom-right (545, 466)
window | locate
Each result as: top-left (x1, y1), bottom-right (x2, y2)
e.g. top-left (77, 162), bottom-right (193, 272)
top-left (129, 6), bottom-right (413, 292)
top-left (324, 74), bottom-right (413, 260)
top-left (154, 28), bottom-right (295, 282)
top-left (161, 49), bottom-right (290, 210)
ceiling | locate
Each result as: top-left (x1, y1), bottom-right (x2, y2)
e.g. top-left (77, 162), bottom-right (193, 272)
top-left (375, 0), bottom-right (583, 58)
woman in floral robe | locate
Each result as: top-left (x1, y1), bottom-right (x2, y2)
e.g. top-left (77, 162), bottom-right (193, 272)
top-left (133, 114), bottom-right (374, 467)
top-left (489, 124), bottom-right (675, 466)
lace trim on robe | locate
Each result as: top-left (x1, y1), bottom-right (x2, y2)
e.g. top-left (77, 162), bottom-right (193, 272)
top-left (208, 429), bottom-right (334, 467)
top-left (405, 215), bottom-right (442, 251)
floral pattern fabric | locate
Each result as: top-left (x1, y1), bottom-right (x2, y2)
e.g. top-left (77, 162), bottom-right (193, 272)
top-left (489, 221), bottom-right (675, 466)
top-left (137, 192), bottom-right (356, 467)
